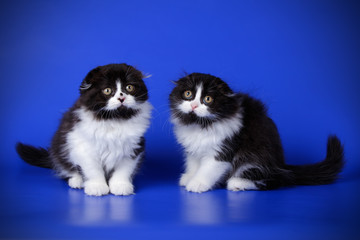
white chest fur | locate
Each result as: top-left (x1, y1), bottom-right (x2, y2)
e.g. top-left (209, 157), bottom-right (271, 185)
top-left (67, 102), bottom-right (152, 171)
top-left (172, 113), bottom-right (243, 159)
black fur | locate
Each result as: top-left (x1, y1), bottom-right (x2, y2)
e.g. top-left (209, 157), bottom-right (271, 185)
top-left (15, 143), bottom-right (52, 168)
top-left (170, 73), bottom-right (344, 189)
top-left (16, 63), bottom-right (148, 178)
top-left (286, 136), bottom-right (345, 185)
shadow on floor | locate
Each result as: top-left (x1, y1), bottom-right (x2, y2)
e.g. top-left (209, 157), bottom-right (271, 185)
top-left (135, 151), bottom-right (183, 190)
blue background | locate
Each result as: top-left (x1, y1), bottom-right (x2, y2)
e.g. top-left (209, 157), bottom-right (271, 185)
top-left (1, 0), bottom-right (359, 239)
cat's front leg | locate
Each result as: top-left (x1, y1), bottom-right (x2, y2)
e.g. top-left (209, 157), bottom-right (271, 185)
top-left (108, 157), bottom-right (140, 196)
top-left (179, 155), bottom-right (201, 186)
top-left (70, 149), bottom-right (109, 196)
top-left (186, 158), bottom-right (231, 193)
top-left (81, 162), bottom-right (109, 196)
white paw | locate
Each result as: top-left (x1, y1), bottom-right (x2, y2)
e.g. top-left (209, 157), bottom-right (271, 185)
top-left (68, 175), bottom-right (84, 189)
top-left (186, 179), bottom-right (212, 193)
top-left (84, 180), bottom-right (109, 196)
top-left (227, 178), bottom-right (258, 191)
top-left (179, 173), bottom-right (192, 187)
top-left (109, 181), bottom-right (134, 196)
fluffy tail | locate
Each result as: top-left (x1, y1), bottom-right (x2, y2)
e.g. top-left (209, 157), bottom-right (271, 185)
top-left (286, 135), bottom-right (345, 185)
top-left (16, 143), bottom-right (52, 169)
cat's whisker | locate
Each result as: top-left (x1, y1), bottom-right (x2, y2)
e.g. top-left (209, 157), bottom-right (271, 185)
top-left (136, 92), bottom-right (149, 99)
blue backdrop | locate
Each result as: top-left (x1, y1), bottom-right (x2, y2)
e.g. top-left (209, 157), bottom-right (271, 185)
top-left (0, 1), bottom-right (359, 239)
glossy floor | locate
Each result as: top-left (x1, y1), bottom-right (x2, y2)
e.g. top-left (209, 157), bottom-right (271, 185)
top-left (1, 157), bottom-right (359, 240)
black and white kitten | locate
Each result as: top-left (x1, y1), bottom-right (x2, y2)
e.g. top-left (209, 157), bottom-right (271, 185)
top-left (16, 63), bottom-right (152, 196)
top-left (170, 73), bottom-right (344, 193)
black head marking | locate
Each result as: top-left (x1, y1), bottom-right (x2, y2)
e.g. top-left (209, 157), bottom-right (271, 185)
top-left (79, 63), bottom-right (148, 120)
top-left (169, 73), bottom-right (240, 127)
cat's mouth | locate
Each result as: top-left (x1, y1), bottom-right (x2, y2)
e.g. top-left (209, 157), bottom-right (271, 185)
top-left (185, 111), bottom-right (212, 121)
top-left (188, 111), bottom-right (198, 117)
top-left (117, 104), bottom-right (131, 110)
top-left (96, 105), bottom-right (139, 120)
top-left (187, 109), bottom-right (215, 119)
top-left (105, 103), bottom-right (129, 111)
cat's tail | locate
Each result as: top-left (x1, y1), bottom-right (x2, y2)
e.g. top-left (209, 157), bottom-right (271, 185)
top-left (285, 135), bottom-right (345, 186)
top-left (16, 143), bottom-right (53, 169)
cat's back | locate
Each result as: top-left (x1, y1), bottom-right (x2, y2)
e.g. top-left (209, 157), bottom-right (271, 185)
top-left (237, 93), bottom-right (268, 120)
top-left (50, 102), bottom-right (81, 155)
top-left (236, 93), bottom-right (282, 154)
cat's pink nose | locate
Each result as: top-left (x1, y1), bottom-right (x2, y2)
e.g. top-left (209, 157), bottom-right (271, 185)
top-left (191, 103), bottom-right (198, 110)
top-left (118, 97), bottom-right (125, 103)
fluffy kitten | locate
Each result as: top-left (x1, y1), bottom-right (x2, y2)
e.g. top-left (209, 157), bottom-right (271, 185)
top-left (170, 73), bottom-right (344, 193)
top-left (16, 63), bottom-right (152, 196)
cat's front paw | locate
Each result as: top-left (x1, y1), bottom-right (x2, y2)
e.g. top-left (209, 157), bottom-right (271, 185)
top-left (186, 179), bottom-right (212, 193)
top-left (68, 175), bottom-right (84, 189)
top-left (109, 181), bottom-right (134, 196)
top-left (227, 177), bottom-right (258, 191)
top-left (84, 180), bottom-right (109, 196)
top-left (179, 173), bottom-right (192, 187)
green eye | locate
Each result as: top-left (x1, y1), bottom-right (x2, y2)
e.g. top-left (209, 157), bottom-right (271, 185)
top-left (103, 88), bottom-right (112, 95)
top-left (203, 96), bottom-right (213, 104)
top-left (126, 84), bottom-right (135, 93)
top-left (183, 90), bottom-right (193, 100)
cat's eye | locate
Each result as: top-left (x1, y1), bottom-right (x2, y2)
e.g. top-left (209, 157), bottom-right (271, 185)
top-left (203, 96), bottom-right (213, 105)
top-left (103, 88), bottom-right (112, 95)
top-left (126, 85), bottom-right (135, 93)
top-left (183, 90), bottom-right (193, 100)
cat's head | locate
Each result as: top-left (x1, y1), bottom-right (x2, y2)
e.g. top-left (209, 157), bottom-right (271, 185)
top-left (169, 73), bottom-right (240, 127)
top-left (79, 63), bottom-right (149, 120)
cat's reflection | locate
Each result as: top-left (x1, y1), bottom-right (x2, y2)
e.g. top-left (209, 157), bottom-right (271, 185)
top-left (226, 191), bottom-right (256, 222)
top-left (181, 189), bottom-right (256, 224)
top-left (67, 189), bottom-right (134, 225)
top-left (180, 189), bottom-right (223, 224)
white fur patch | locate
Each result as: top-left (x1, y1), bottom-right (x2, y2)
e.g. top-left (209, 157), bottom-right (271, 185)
top-left (109, 181), bottom-right (134, 196)
top-left (84, 180), bottom-right (110, 196)
top-left (227, 177), bottom-right (259, 191)
top-left (108, 153), bottom-right (143, 196)
top-left (179, 155), bottom-right (201, 186)
top-left (172, 112), bottom-right (243, 158)
top-left (105, 81), bottom-right (137, 110)
top-left (66, 101), bottom-right (152, 196)
top-left (172, 110), bottom-right (243, 193)
top-left (68, 173), bottom-right (84, 189)
top-left (177, 85), bottom-right (215, 118)
top-left (185, 159), bottom-right (231, 193)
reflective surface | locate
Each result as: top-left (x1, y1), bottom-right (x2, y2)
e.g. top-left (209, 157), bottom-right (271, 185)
top-left (1, 160), bottom-right (359, 239)
top-left (1, 0), bottom-right (360, 239)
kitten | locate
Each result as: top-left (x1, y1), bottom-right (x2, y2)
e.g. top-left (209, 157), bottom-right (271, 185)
top-left (16, 63), bottom-right (152, 196)
top-left (169, 73), bottom-right (344, 193)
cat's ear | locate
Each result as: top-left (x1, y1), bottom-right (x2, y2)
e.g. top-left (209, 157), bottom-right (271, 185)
top-left (172, 71), bottom-right (190, 85)
top-left (79, 67), bottom-right (101, 93)
top-left (218, 82), bottom-right (235, 97)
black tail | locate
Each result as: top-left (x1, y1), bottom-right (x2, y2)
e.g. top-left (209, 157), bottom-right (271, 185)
top-left (16, 143), bottom-right (52, 169)
top-left (286, 135), bottom-right (345, 185)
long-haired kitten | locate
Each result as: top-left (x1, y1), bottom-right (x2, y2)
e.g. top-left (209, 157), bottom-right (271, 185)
top-left (16, 63), bottom-right (152, 196)
top-left (170, 73), bottom-right (344, 193)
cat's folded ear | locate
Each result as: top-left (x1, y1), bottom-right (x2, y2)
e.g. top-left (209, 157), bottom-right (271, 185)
top-left (218, 82), bottom-right (235, 97)
top-left (79, 67), bottom-right (101, 93)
